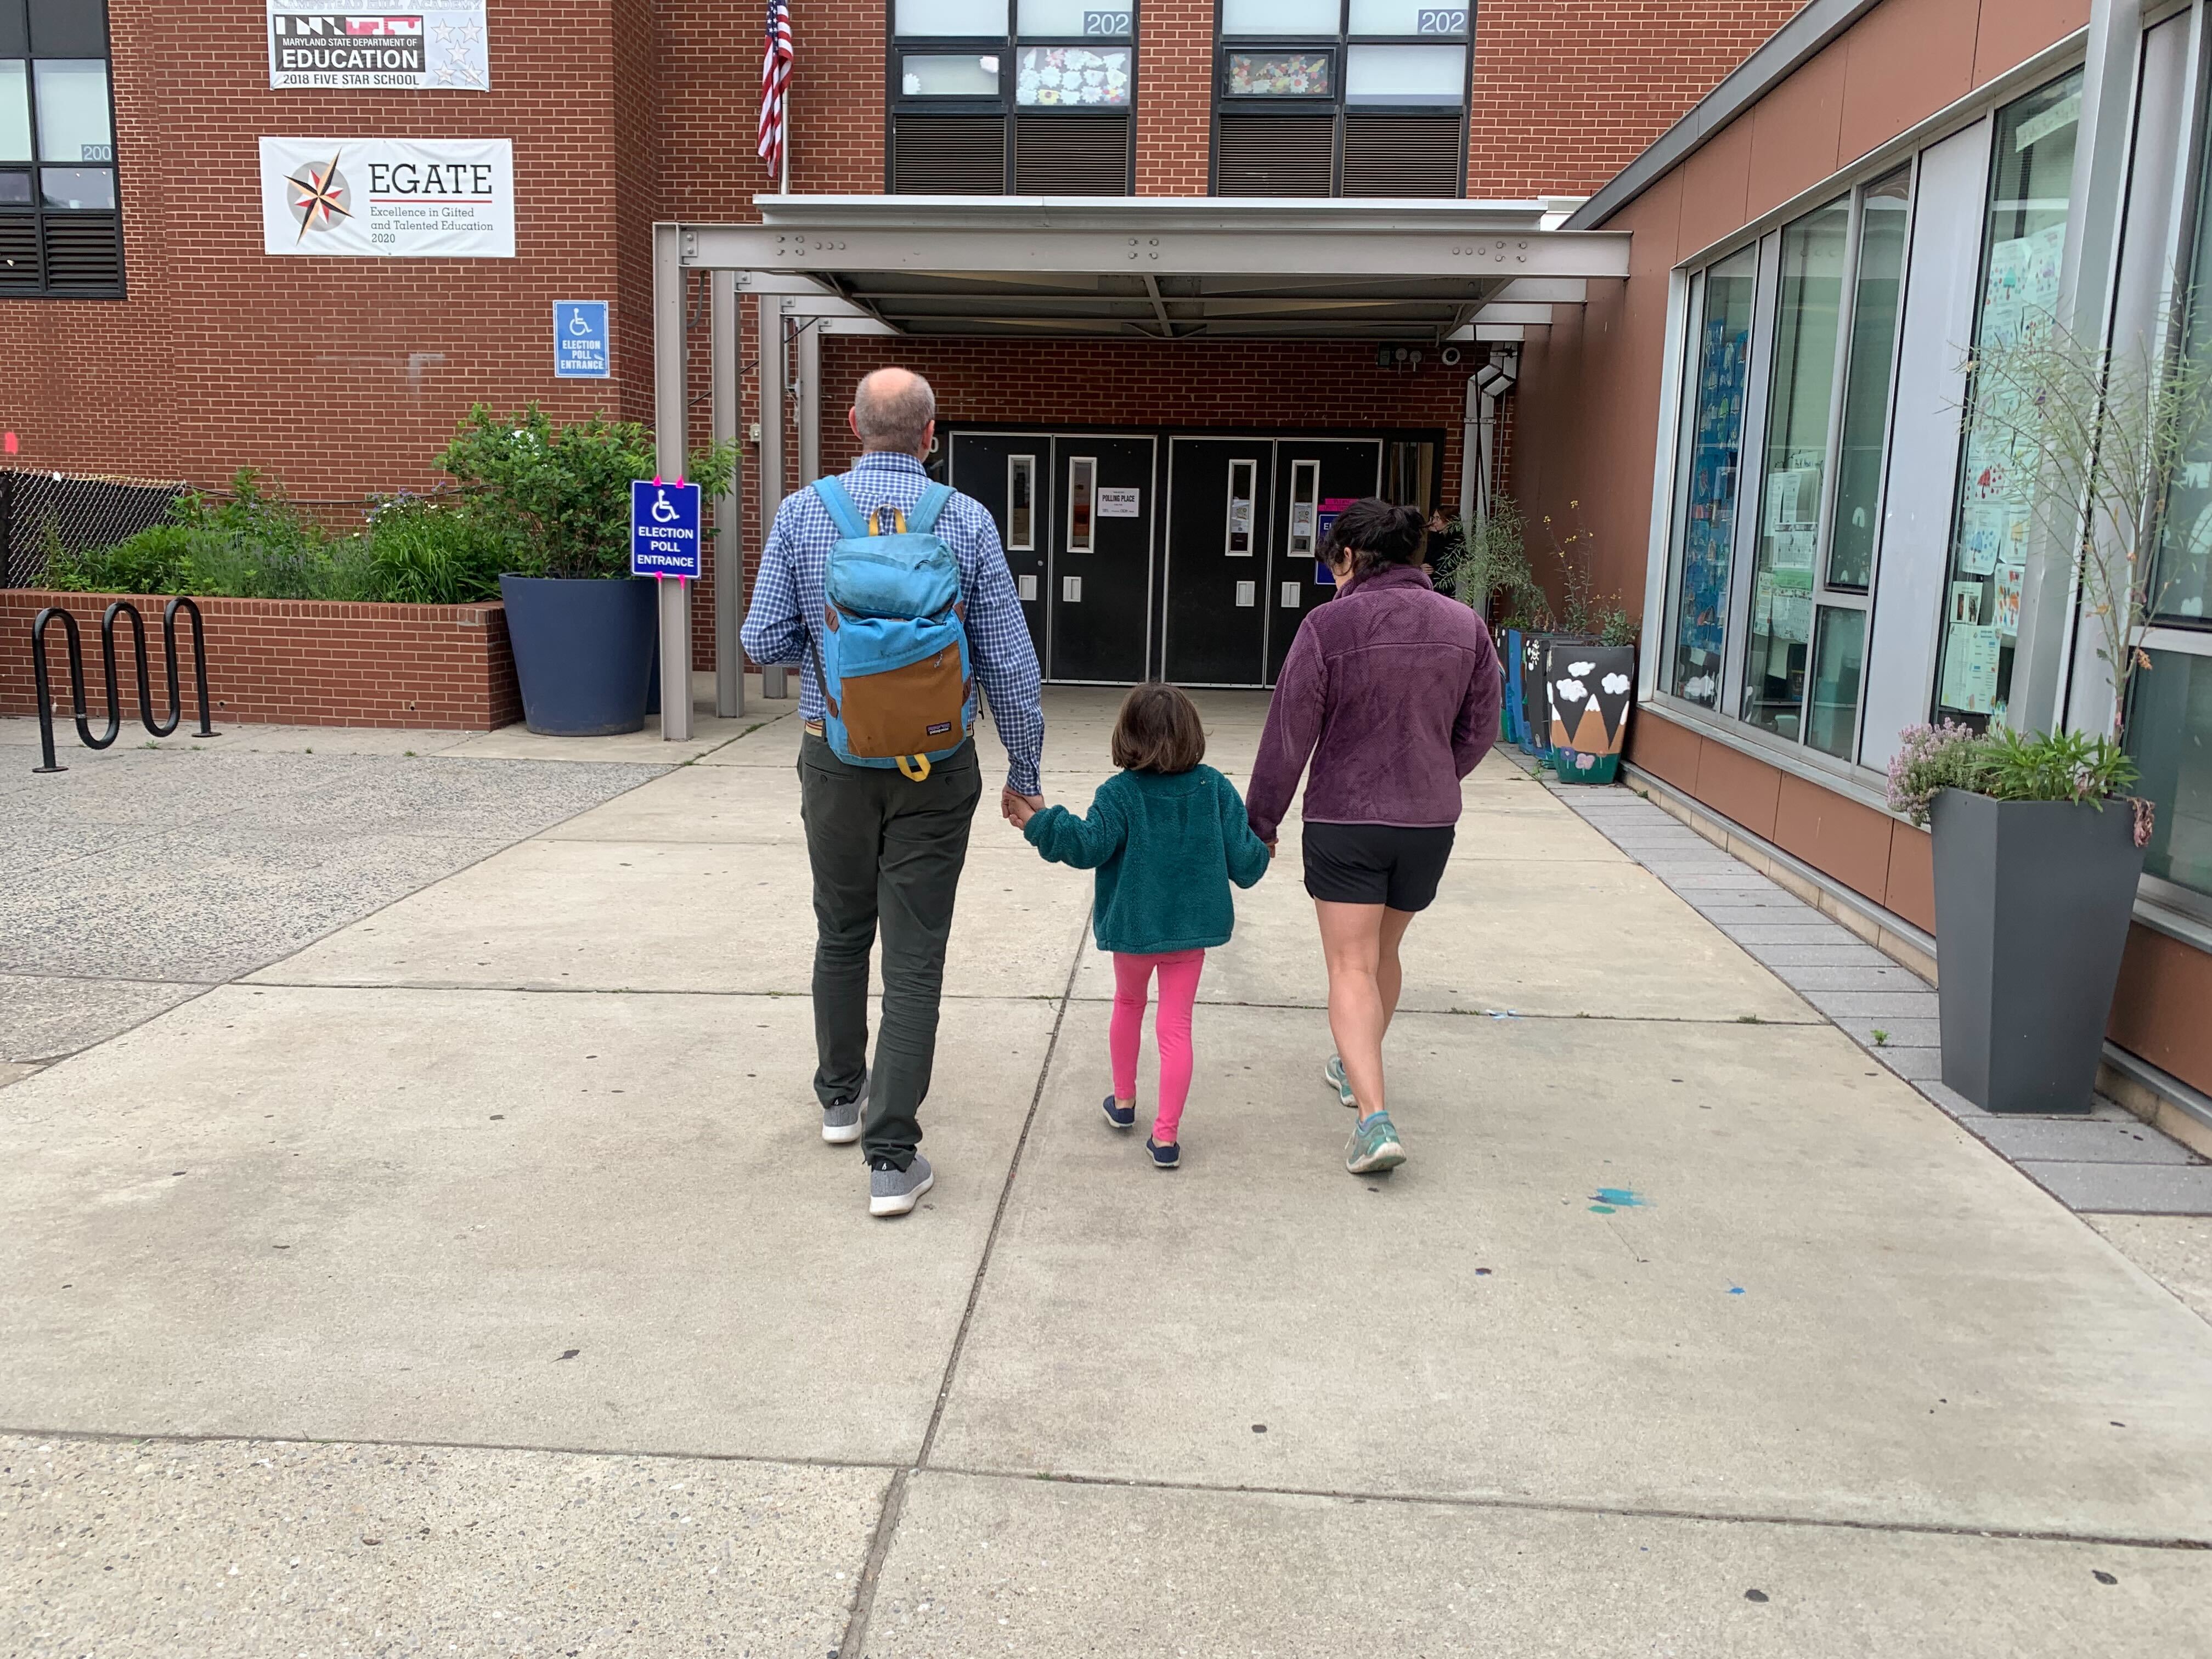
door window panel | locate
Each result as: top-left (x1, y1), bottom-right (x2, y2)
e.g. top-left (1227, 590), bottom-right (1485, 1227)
top-left (1828, 167), bottom-right (1909, 589)
top-left (1669, 247), bottom-right (1757, 707)
top-left (31, 57), bottom-right (106, 161)
top-left (1741, 198), bottom-right (1849, 740)
top-left (1933, 69), bottom-right (2082, 725)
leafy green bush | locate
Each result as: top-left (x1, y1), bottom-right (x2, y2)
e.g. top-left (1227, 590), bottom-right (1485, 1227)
top-left (1430, 498), bottom-right (1552, 630)
top-left (43, 470), bottom-right (341, 596)
top-left (359, 495), bottom-right (516, 604)
top-left (438, 404), bottom-right (735, 581)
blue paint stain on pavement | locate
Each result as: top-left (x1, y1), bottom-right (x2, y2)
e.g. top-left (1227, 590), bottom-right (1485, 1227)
top-left (1729, 1286), bottom-right (1746, 1295)
top-left (1591, 1187), bottom-right (1646, 1208)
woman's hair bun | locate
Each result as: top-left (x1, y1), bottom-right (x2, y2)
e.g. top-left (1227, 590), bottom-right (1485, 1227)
top-left (1322, 497), bottom-right (1429, 577)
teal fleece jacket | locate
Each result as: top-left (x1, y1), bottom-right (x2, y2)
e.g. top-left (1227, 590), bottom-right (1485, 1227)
top-left (1024, 764), bottom-right (1272, 954)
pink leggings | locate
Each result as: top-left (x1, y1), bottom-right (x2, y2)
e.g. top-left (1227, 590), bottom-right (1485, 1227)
top-left (1111, 948), bottom-right (1205, 1142)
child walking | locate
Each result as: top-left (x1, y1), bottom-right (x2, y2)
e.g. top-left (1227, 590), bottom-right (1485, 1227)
top-left (1011, 684), bottom-right (1272, 1167)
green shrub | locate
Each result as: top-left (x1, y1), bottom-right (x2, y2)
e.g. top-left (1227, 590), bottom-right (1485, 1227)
top-left (43, 522), bottom-right (197, 594)
top-left (438, 404), bottom-right (735, 581)
top-left (358, 496), bottom-right (516, 604)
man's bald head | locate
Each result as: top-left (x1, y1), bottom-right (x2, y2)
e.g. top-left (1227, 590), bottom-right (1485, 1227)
top-left (850, 366), bottom-right (938, 458)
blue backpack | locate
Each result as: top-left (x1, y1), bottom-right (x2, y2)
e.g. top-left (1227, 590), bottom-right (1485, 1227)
top-left (809, 475), bottom-right (974, 781)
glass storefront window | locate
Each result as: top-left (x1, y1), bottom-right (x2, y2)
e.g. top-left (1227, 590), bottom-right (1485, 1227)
top-left (0, 60), bottom-right (31, 161)
top-left (1829, 167), bottom-right (1910, 589)
top-left (2129, 648), bottom-right (2212, 896)
top-left (1221, 0), bottom-right (1339, 33)
top-left (31, 58), bottom-right (108, 161)
top-left (895, 0), bottom-right (1011, 35)
top-left (1807, 607), bottom-right (1867, 759)
top-left (1668, 247), bottom-right (1757, 708)
top-left (1343, 44), bottom-right (1464, 104)
top-left (1742, 197), bottom-right (1849, 741)
top-left (1933, 69), bottom-right (2083, 726)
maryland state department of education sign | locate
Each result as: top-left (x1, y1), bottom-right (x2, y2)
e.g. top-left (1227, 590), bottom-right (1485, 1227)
top-left (260, 137), bottom-right (515, 258)
top-left (267, 3), bottom-right (491, 91)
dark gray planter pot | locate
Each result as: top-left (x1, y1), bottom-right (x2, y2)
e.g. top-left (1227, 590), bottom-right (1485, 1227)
top-left (498, 574), bottom-right (657, 736)
top-left (1928, 790), bottom-right (2146, 1115)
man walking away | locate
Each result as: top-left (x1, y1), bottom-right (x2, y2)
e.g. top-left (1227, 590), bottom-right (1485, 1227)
top-left (742, 368), bottom-right (1045, 1216)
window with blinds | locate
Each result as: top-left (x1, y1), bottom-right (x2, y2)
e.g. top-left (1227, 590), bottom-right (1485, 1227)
top-left (1, 0), bottom-right (125, 298)
top-left (1212, 0), bottom-right (1468, 199)
top-left (889, 0), bottom-right (1134, 195)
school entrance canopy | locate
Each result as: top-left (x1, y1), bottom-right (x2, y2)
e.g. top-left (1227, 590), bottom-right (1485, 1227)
top-left (647, 196), bottom-right (1632, 736)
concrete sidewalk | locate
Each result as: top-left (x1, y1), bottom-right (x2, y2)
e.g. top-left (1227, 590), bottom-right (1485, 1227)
top-left (4, 690), bottom-right (2211, 1656)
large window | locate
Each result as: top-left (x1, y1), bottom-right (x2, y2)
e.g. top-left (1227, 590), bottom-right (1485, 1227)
top-left (1662, 168), bottom-right (1908, 758)
top-left (0, 0), bottom-right (121, 297)
top-left (889, 0), bottom-right (1134, 195)
top-left (1213, 0), bottom-right (1467, 198)
top-left (1931, 70), bottom-right (2083, 728)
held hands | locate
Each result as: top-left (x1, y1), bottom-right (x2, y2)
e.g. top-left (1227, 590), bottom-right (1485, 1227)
top-left (1002, 785), bottom-right (1046, 829)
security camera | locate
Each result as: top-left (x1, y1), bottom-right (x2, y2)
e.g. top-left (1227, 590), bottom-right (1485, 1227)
top-left (1441, 346), bottom-right (1462, 366)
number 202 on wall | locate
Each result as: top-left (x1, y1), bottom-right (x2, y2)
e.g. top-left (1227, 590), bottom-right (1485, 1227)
top-left (1418, 9), bottom-right (1467, 32)
top-left (1082, 11), bottom-right (1132, 34)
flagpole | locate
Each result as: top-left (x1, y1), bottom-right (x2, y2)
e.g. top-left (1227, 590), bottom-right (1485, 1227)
top-left (779, 80), bottom-right (791, 195)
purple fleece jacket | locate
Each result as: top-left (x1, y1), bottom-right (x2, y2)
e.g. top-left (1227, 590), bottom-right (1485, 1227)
top-left (1245, 563), bottom-right (1502, 843)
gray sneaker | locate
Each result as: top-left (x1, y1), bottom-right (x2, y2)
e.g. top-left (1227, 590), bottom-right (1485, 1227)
top-left (822, 1067), bottom-right (868, 1144)
top-left (868, 1153), bottom-right (934, 1217)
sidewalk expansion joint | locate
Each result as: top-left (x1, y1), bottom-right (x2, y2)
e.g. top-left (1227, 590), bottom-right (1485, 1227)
top-left (837, 909), bottom-right (1090, 1659)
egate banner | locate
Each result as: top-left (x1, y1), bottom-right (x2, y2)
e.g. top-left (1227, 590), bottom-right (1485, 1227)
top-left (268, 2), bottom-right (490, 90)
top-left (259, 137), bottom-right (515, 258)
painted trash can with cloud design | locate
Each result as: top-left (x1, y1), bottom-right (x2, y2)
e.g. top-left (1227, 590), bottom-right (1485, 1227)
top-left (1546, 645), bottom-right (1635, 785)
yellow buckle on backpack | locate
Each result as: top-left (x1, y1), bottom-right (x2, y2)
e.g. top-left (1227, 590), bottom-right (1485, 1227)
top-left (895, 753), bottom-right (932, 783)
top-left (868, 505), bottom-right (909, 536)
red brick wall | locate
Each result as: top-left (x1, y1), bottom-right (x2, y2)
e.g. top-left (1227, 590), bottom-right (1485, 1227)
top-left (0, 591), bottom-right (521, 731)
top-left (1138, 0), bottom-right (1215, 195)
top-left (1466, 1), bottom-right (1803, 199)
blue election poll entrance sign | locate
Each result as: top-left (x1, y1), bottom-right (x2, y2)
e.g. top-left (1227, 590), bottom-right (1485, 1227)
top-left (555, 301), bottom-right (610, 379)
top-left (631, 480), bottom-right (703, 579)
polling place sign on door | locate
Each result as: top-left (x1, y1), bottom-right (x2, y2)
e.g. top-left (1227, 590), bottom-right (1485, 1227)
top-left (260, 138), bottom-right (515, 258)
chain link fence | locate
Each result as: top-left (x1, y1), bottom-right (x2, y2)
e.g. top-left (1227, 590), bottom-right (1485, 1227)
top-left (1, 469), bottom-right (188, 588)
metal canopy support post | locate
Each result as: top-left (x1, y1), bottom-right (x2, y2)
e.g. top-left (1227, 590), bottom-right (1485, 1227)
top-left (759, 289), bottom-right (790, 701)
top-left (712, 269), bottom-right (744, 719)
top-left (652, 223), bottom-right (693, 743)
top-left (795, 312), bottom-right (822, 487)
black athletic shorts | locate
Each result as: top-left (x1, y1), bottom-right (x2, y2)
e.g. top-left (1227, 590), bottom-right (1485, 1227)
top-left (1300, 822), bottom-right (1455, 912)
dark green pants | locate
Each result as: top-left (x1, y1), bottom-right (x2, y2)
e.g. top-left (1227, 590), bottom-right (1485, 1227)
top-left (798, 732), bottom-right (982, 1168)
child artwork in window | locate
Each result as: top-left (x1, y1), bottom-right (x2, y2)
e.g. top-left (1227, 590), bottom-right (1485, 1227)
top-left (1016, 47), bottom-right (1130, 105)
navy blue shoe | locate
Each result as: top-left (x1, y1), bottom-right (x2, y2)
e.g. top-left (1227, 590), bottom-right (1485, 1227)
top-left (1102, 1094), bottom-right (1137, 1130)
top-left (1146, 1136), bottom-right (1180, 1169)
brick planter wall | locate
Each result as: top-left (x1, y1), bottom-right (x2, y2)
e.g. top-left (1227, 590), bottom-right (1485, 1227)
top-left (0, 592), bottom-right (520, 731)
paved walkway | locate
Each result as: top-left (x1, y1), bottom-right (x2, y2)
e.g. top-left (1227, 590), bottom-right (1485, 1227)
top-left (4, 691), bottom-right (2211, 1656)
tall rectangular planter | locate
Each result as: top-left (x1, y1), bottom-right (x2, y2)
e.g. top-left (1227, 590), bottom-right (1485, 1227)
top-left (1, 590), bottom-right (521, 730)
top-left (1928, 790), bottom-right (2147, 1114)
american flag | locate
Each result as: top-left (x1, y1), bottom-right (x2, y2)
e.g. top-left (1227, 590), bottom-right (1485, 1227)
top-left (758, 0), bottom-right (794, 182)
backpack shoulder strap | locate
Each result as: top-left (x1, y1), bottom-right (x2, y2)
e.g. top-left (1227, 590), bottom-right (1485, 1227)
top-left (905, 482), bottom-right (955, 537)
top-left (811, 476), bottom-right (868, 540)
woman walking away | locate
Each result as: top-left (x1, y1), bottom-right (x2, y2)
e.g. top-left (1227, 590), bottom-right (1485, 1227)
top-left (1245, 499), bottom-right (1501, 1175)
top-left (1010, 684), bottom-right (1272, 1167)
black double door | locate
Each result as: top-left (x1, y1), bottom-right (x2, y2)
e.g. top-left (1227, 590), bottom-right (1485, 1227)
top-left (947, 430), bottom-right (1154, 683)
top-left (1163, 437), bottom-right (1383, 685)
top-left (950, 428), bottom-right (1389, 687)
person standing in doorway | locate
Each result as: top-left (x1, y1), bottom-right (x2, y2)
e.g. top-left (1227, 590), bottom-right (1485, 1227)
top-left (742, 366), bottom-right (1046, 1217)
top-left (1244, 499), bottom-right (1500, 1175)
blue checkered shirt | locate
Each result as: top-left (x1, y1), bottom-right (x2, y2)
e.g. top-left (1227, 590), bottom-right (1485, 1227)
top-left (741, 451), bottom-right (1045, 794)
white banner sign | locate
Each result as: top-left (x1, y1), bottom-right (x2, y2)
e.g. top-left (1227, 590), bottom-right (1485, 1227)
top-left (267, 3), bottom-right (490, 91)
top-left (260, 137), bottom-right (515, 258)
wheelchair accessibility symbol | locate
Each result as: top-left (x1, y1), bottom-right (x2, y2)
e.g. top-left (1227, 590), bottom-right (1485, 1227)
top-left (568, 307), bottom-right (595, 336)
top-left (630, 478), bottom-right (702, 579)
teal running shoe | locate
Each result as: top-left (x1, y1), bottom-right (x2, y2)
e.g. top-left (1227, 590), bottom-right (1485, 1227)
top-left (1323, 1053), bottom-right (1357, 1109)
top-left (1345, 1110), bottom-right (1406, 1175)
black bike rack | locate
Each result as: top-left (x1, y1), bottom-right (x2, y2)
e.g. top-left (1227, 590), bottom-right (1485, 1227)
top-left (31, 597), bottom-right (218, 774)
